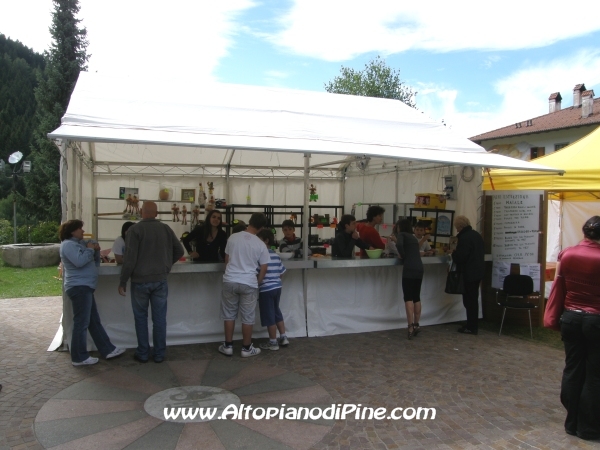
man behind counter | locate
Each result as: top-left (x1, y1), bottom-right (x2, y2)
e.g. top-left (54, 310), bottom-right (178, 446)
top-left (356, 205), bottom-right (386, 258)
top-left (332, 214), bottom-right (372, 258)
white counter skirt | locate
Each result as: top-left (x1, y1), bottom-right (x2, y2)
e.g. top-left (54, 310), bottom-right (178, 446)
top-left (61, 255), bottom-right (480, 351)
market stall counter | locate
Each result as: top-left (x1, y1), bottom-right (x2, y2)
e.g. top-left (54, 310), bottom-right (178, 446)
top-left (61, 256), bottom-right (473, 351)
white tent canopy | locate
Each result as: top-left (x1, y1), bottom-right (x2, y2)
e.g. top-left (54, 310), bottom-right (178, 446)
top-left (49, 72), bottom-right (561, 177)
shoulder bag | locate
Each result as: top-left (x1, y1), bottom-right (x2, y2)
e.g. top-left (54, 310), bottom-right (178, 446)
top-left (445, 261), bottom-right (465, 295)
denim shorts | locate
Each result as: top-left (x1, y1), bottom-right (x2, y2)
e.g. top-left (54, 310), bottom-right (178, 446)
top-left (258, 288), bottom-right (284, 327)
top-left (221, 282), bottom-right (258, 324)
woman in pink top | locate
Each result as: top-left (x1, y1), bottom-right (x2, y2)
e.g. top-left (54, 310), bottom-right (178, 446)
top-left (544, 215), bottom-right (600, 440)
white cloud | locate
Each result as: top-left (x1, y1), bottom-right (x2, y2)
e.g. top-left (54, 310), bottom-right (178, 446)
top-left (270, 0), bottom-right (600, 61)
top-left (82, 0), bottom-right (255, 82)
top-left (0, 0), bottom-right (255, 82)
top-left (0, 0), bottom-right (53, 52)
top-left (417, 49), bottom-right (600, 138)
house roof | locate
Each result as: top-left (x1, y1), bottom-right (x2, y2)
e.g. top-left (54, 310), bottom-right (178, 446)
top-left (470, 97), bottom-right (600, 143)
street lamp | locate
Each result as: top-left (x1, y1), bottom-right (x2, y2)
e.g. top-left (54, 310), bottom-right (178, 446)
top-left (1, 151), bottom-right (31, 244)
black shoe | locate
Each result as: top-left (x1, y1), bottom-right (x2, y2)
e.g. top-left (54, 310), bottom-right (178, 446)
top-left (457, 326), bottom-right (478, 335)
top-left (565, 429), bottom-right (576, 436)
top-left (153, 357), bottom-right (164, 364)
top-left (133, 354), bottom-right (148, 363)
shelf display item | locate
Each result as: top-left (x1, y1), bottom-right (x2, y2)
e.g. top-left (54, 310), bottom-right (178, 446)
top-left (132, 195), bottom-right (140, 215)
top-left (124, 194), bottom-right (133, 213)
top-left (172, 203), bottom-right (180, 222)
top-left (290, 212), bottom-right (297, 224)
top-left (181, 189), bottom-right (195, 202)
top-left (206, 195), bottom-right (215, 214)
top-left (198, 183), bottom-right (207, 207)
top-left (159, 188), bottom-right (171, 201)
top-left (181, 204), bottom-right (188, 225)
top-left (207, 182), bottom-right (214, 196)
top-left (309, 184), bottom-right (318, 202)
top-left (414, 193), bottom-right (446, 209)
top-left (191, 205), bottom-right (201, 226)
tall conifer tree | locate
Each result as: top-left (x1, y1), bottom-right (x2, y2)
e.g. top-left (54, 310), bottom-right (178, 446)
top-left (25, 0), bottom-right (88, 221)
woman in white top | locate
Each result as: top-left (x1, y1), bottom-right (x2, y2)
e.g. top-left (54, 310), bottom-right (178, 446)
top-left (112, 221), bottom-right (135, 264)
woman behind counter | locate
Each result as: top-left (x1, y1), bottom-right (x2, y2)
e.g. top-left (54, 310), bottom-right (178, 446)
top-left (111, 221), bottom-right (135, 264)
top-left (544, 216), bottom-right (600, 440)
top-left (182, 209), bottom-right (227, 262)
top-left (59, 220), bottom-right (125, 366)
top-left (395, 219), bottom-right (424, 340)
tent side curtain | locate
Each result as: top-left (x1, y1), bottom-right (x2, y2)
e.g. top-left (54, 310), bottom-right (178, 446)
top-left (48, 72), bottom-right (561, 174)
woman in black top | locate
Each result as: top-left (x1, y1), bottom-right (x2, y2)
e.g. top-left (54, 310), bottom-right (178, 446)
top-left (395, 219), bottom-right (424, 340)
top-left (182, 209), bottom-right (227, 262)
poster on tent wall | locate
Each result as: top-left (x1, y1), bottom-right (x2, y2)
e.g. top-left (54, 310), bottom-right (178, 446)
top-left (490, 191), bottom-right (541, 261)
top-left (491, 262), bottom-right (541, 291)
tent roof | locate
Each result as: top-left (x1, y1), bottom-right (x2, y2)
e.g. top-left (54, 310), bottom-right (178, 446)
top-left (49, 72), bottom-right (561, 177)
top-left (483, 125), bottom-right (600, 200)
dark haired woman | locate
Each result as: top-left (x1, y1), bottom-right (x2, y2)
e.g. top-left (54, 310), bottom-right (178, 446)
top-left (59, 220), bottom-right (124, 366)
top-left (395, 219), bottom-right (424, 339)
top-left (182, 209), bottom-right (227, 262)
top-left (544, 216), bottom-right (600, 440)
top-left (111, 221), bottom-right (135, 264)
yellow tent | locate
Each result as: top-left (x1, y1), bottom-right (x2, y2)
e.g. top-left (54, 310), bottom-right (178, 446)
top-left (483, 126), bottom-right (600, 201)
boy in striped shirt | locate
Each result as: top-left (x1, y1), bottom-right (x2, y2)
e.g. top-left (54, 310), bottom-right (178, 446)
top-left (256, 229), bottom-right (289, 351)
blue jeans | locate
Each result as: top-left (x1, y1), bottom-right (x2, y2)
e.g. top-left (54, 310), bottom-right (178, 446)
top-left (130, 280), bottom-right (168, 361)
top-left (66, 285), bottom-right (115, 363)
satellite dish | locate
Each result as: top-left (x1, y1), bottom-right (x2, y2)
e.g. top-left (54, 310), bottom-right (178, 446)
top-left (8, 151), bottom-right (23, 164)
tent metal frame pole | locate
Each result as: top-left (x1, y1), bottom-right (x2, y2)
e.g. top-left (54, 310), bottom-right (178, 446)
top-left (539, 191), bottom-right (549, 325)
top-left (303, 153), bottom-right (310, 338)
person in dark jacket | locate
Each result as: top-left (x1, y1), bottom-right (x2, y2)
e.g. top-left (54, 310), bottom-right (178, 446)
top-left (182, 209), bottom-right (227, 262)
top-left (452, 215), bottom-right (484, 335)
top-left (332, 214), bottom-right (371, 258)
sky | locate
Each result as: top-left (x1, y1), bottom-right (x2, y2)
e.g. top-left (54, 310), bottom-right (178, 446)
top-left (2, 0), bottom-right (600, 139)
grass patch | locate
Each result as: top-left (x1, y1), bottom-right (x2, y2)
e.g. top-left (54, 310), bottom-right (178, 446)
top-left (0, 261), bottom-right (62, 299)
top-left (479, 319), bottom-right (563, 349)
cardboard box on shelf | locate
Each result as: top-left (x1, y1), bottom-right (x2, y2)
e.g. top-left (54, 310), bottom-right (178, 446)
top-left (414, 193), bottom-right (446, 209)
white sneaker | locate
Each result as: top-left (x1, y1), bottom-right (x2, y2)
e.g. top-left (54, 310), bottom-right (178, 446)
top-left (241, 344), bottom-right (261, 358)
top-left (260, 341), bottom-right (279, 351)
top-left (279, 336), bottom-right (290, 347)
top-left (106, 348), bottom-right (125, 359)
top-left (72, 357), bottom-right (99, 366)
top-left (219, 343), bottom-right (233, 356)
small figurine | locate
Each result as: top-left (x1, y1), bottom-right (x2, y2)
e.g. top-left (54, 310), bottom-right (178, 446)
top-left (309, 184), bottom-right (318, 202)
top-left (124, 194), bottom-right (133, 213)
top-left (191, 205), bottom-right (201, 226)
top-left (205, 195), bottom-right (215, 213)
top-left (207, 181), bottom-right (214, 196)
top-left (198, 183), bottom-right (206, 207)
top-left (181, 204), bottom-right (188, 225)
top-left (132, 195), bottom-right (140, 215)
top-left (172, 203), bottom-right (180, 222)
top-left (290, 212), bottom-right (297, 224)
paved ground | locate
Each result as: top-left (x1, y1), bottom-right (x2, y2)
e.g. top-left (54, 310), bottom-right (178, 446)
top-left (0, 296), bottom-right (598, 449)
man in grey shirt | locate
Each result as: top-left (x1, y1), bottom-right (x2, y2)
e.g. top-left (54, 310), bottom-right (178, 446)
top-left (118, 201), bottom-right (184, 363)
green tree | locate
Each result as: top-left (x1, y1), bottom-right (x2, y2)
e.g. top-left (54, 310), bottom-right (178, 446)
top-left (324, 56), bottom-right (416, 108)
top-left (25, 0), bottom-right (89, 222)
top-left (0, 35), bottom-right (45, 211)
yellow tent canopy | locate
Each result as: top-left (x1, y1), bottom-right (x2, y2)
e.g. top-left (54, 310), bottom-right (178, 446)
top-left (483, 126), bottom-right (600, 201)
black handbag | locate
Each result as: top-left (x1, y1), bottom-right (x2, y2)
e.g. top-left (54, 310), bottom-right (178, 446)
top-left (445, 262), bottom-right (465, 295)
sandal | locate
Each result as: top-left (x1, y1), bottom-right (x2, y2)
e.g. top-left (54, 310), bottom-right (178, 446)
top-left (413, 323), bottom-right (420, 337)
top-left (407, 324), bottom-right (414, 340)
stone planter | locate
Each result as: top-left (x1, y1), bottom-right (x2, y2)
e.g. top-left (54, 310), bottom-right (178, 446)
top-left (0, 243), bottom-right (61, 268)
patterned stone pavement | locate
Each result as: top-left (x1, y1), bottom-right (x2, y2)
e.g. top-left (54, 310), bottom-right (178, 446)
top-left (1, 296), bottom-right (599, 449)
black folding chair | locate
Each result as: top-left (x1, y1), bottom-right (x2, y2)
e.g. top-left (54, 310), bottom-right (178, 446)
top-left (496, 274), bottom-right (537, 338)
